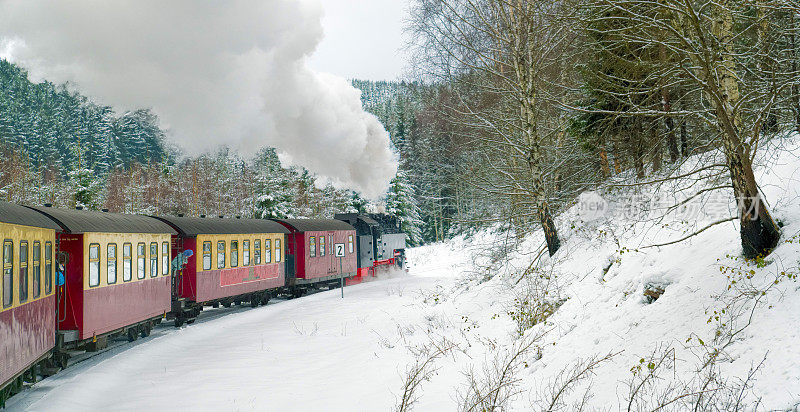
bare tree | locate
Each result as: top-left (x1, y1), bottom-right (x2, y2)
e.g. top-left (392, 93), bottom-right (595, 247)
top-left (408, 0), bottom-right (586, 255)
top-left (576, 0), bottom-right (798, 258)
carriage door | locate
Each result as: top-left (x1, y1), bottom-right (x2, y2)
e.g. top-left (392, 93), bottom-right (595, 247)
top-left (327, 231), bottom-right (336, 275)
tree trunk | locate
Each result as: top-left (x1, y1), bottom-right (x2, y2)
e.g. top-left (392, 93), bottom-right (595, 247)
top-left (529, 147), bottom-right (561, 256)
top-left (599, 147), bottom-right (610, 178)
top-left (651, 121), bottom-right (662, 173)
top-left (792, 13), bottom-right (800, 133)
top-left (680, 121), bottom-right (688, 156)
top-left (756, 3), bottom-right (778, 135)
top-left (513, 10), bottom-right (561, 256)
top-left (612, 139), bottom-right (623, 173)
top-left (725, 145), bottom-right (780, 258)
top-left (628, 123), bottom-right (645, 178)
top-left (709, 0), bottom-right (781, 258)
top-left (661, 91), bottom-right (679, 162)
top-left (539, 200), bottom-right (560, 256)
top-left (659, 41), bottom-right (679, 163)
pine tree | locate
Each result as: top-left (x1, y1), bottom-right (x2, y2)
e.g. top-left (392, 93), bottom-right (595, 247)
top-left (386, 171), bottom-right (424, 246)
top-left (68, 168), bottom-right (102, 209)
top-left (346, 191), bottom-right (370, 214)
top-left (253, 148), bottom-right (295, 219)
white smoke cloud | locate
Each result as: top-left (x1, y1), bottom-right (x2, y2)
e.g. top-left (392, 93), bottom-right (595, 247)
top-left (0, 0), bottom-right (397, 198)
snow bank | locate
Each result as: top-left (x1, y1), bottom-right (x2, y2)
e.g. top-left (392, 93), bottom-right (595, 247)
top-left (397, 134), bottom-right (800, 410)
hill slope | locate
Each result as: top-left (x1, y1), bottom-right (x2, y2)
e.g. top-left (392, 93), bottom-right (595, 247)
top-left (396, 134), bottom-right (800, 410)
top-left (7, 136), bottom-right (800, 411)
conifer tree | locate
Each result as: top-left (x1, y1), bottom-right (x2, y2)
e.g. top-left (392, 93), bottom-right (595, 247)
top-left (386, 171), bottom-right (424, 246)
top-left (68, 168), bottom-right (101, 209)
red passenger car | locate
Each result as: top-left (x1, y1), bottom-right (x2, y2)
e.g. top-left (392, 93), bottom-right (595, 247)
top-left (29, 206), bottom-right (175, 350)
top-left (1, 202), bottom-right (60, 406)
top-left (273, 219), bottom-right (357, 296)
top-left (154, 216), bottom-right (290, 326)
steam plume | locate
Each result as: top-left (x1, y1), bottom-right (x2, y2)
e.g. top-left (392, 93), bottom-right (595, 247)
top-left (0, 0), bottom-right (398, 198)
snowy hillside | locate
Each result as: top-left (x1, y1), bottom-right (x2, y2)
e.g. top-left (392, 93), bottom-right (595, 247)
top-left (8, 137), bottom-right (800, 411)
top-left (392, 134), bottom-right (800, 410)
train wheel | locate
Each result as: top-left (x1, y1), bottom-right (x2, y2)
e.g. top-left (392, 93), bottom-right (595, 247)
top-left (141, 322), bottom-right (152, 338)
top-left (260, 294), bottom-right (270, 305)
top-left (23, 368), bottom-right (37, 384)
top-left (222, 301), bottom-right (231, 308)
top-left (56, 352), bottom-right (69, 369)
top-left (212, 302), bottom-right (220, 308)
top-left (127, 328), bottom-right (139, 342)
top-left (175, 317), bottom-right (185, 328)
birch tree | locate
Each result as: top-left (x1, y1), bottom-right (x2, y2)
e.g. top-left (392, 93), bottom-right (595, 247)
top-left (409, 0), bottom-right (580, 255)
top-left (578, 0), bottom-right (795, 258)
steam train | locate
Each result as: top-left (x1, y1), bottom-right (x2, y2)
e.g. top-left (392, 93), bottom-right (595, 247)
top-left (0, 201), bottom-right (407, 407)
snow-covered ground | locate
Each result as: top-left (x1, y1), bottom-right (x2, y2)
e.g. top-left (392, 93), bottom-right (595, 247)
top-left (6, 264), bottom-right (458, 411)
top-left (8, 136), bottom-right (800, 411)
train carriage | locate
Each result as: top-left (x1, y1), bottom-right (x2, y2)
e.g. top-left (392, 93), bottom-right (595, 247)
top-left (0, 202), bottom-right (60, 406)
top-left (153, 216), bottom-right (290, 326)
top-left (272, 219), bottom-right (357, 295)
top-left (28, 206), bottom-right (175, 350)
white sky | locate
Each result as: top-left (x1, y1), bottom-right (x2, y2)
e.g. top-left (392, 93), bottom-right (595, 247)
top-left (308, 0), bottom-right (409, 81)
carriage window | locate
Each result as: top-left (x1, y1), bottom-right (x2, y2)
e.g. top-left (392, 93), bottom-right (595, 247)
top-left (348, 235), bottom-right (354, 254)
top-left (107, 243), bottom-right (117, 285)
top-left (45, 242), bottom-right (53, 294)
top-left (3, 241), bottom-right (13, 307)
top-left (217, 241), bottom-right (226, 269)
top-left (137, 243), bottom-right (146, 279)
top-left (230, 241), bottom-right (239, 268)
top-left (19, 241), bottom-right (29, 302)
top-left (275, 239), bottom-right (282, 263)
top-left (89, 243), bottom-right (100, 287)
top-left (162, 242), bottom-right (169, 276)
top-left (309, 237), bottom-right (316, 257)
top-left (123, 243), bottom-right (132, 282)
top-left (203, 241), bottom-right (212, 270)
top-left (254, 240), bottom-right (261, 265)
top-left (33, 241), bottom-right (41, 298)
top-left (150, 242), bottom-right (158, 277)
top-left (319, 236), bottom-right (326, 257)
top-left (243, 240), bottom-right (250, 266)
top-left (264, 239), bottom-right (272, 263)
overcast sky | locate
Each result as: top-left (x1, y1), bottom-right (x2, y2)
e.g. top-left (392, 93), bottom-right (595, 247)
top-left (308, 0), bottom-right (409, 81)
